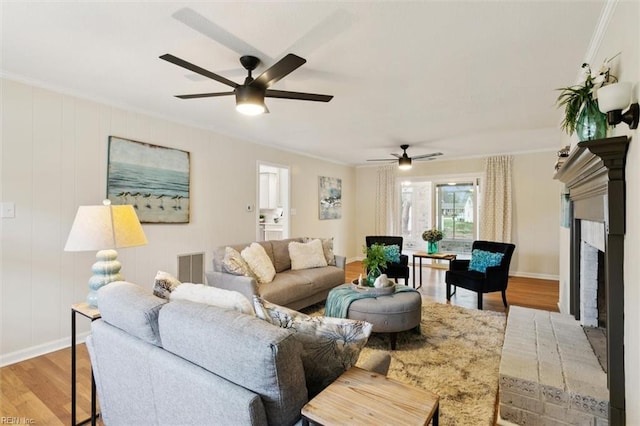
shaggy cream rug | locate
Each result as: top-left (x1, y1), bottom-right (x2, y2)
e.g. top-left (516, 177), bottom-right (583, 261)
top-left (304, 300), bottom-right (506, 426)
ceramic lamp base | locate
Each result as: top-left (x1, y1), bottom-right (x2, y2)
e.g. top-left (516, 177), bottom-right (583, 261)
top-left (86, 249), bottom-right (124, 307)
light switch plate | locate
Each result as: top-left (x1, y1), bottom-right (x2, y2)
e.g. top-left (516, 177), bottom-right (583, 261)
top-left (1, 202), bottom-right (15, 218)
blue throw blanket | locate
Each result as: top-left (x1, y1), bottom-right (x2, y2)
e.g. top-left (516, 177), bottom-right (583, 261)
top-left (325, 284), bottom-right (417, 318)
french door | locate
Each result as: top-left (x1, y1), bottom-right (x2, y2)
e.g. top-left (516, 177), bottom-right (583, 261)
top-left (400, 178), bottom-right (479, 254)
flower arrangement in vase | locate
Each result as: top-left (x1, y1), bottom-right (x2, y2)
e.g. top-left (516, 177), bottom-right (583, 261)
top-left (556, 53), bottom-right (619, 141)
top-left (362, 243), bottom-right (387, 286)
top-left (422, 229), bottom-right (443, 254)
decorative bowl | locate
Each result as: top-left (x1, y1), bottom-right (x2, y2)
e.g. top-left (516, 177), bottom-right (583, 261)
top-left (351, 280), bottom-right (395, 295)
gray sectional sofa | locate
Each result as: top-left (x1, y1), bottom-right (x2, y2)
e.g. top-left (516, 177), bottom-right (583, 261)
top-left (205, 238), bottom-right (346, 310)
top-left (87, 281), bottom-right (389, 426)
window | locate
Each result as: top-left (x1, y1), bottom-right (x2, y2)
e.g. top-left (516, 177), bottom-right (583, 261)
top-left (400, 177), bottom-right (480, 255)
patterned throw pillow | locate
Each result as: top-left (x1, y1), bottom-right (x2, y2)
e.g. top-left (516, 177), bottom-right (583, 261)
top-left (302, 237), bottom-right (336, 266)
top-left (222, 246), bottom-right (257, 279)
top-left (469, 249), bottom-right (505, 273)
top-left (383, 244), bottom-right (401, 264)
top-left (170, 283), bottom-right (255, 316)
top-left (241, 243), bottom-right (276, 284)
top-left (153, 271), bottom-right (182, 299)
top-left (289, 239), bottom-right (328, 270)
top-left (253, 296), bottom-right (372, 397)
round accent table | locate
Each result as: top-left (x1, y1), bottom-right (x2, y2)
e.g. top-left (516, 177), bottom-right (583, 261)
top-left (333, 283), bottom-right (422, 350)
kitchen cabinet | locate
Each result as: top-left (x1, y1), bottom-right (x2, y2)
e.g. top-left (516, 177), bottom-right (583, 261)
top-left (259, 171), bottom-right (280, 209)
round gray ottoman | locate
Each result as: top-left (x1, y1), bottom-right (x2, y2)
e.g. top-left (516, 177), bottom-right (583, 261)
top-left (346, 288), bottom-right (422, 350)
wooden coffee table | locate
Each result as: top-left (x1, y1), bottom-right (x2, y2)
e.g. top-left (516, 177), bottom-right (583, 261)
top-left (412, 252), bottom-right (457, 289)
top-left (301, 366), bottom-right (439, 425)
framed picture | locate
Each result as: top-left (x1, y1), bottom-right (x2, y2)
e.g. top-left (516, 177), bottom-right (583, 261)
top-left (318, 176), bottom-right (342, 220)
top-left (107, 136), bottom-right (190, 223)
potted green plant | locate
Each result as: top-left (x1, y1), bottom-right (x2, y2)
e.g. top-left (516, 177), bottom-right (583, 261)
top-left (422, 229), bottom-right (443, 254)
top-left (362, 243), bottom-right (387, 286)
top-left (556, 54), bottom-right (619, 141)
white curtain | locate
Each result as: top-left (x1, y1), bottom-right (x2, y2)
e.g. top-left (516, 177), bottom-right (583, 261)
top-left (480, 155), bottom-right (513, 242)
top-left (375, 165), bottom-right (399, 235)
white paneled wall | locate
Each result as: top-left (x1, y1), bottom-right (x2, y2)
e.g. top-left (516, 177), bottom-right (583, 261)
top-left (0, 78), bottom-right (356, 365)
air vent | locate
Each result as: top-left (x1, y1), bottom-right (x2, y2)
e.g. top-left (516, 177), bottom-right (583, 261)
top-left (177, 252), bottom-right (204, 284)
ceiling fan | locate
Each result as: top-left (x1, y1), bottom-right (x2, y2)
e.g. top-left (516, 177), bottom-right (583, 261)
top-left (159, 53), bottom-right (333, 115)
top-left (367, 145), bottom-right (443, 170)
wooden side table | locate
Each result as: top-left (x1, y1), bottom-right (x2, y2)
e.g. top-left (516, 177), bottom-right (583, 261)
top-left (412, 252), bottom-right (457, 289)
top-left (71, 302), bottom-right (101, 426)
top-left (302, 366), bottom-right (439, 426)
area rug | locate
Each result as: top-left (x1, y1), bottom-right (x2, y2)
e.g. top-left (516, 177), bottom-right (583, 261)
top-left (303, 301), bottom-right (506, 426)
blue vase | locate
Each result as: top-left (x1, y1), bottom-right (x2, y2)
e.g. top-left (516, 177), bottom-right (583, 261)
top-left (576, 101), bottom-right (607, 141)
top-left (427, 241), bottom-right (438, 254)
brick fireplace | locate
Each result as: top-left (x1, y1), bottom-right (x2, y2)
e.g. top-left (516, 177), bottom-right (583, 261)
top-left (555, 137), bottom-right (629, 424)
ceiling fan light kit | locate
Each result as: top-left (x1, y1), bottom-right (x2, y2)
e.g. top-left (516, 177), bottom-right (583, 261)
top-left (160, 53), bottom-right (333, 116)
top-left (235, 85), bottom-right (266, 115)
top-left (398, 156), bottom-right (412, 170)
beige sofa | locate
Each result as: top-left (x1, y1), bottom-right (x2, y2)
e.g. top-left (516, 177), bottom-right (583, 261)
top-left (205, 238), bottom-right (346, 310)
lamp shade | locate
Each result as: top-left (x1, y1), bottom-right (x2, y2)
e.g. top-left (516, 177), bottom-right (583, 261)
top-left (597, 82), bottom-right (632, 113)
top-left (64, 201), bottom-right (147, 252)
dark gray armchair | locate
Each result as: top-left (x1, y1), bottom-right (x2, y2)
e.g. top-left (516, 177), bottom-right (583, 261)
top-left (445, 240), bottom-right (515, 310)
top-left (365, 236), bottom-right (410, 285)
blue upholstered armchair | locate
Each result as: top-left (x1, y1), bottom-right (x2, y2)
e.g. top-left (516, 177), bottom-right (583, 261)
top-left (445, 240), bottom-right (515, 310)
top-left (365, 236), bottom-right (410, 285)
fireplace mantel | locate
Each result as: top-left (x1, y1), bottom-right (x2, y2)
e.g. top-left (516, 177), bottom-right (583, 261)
top-left (553, 135), bottom-right (630, 425)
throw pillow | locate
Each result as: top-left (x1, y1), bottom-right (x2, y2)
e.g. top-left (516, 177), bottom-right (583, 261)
top-left (303, 237), bottom-right (336, 266)
top-left (253, 296), bottom-right (372, 397)
top-left (383, 244), bottom-right (401, 264)
top-left (289, 239), bottom-right (328, 270)
top-left (222, 246), bottom-right (257, 279)
top-left (241, 242), bottom-right (276, 284)
top-left (170, 283), bottom-right (255, 316)
top-left (153, 271), bottom-right (182, 299)
top-left (469, 249), bottom-right (505, 273)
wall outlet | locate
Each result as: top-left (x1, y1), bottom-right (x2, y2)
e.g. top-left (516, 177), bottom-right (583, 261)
top-left (246, 204), bottom-right (254, 212)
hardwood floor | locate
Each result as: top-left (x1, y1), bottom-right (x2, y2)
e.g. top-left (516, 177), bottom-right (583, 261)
top-left (0, 261), bottom-right (558, 425)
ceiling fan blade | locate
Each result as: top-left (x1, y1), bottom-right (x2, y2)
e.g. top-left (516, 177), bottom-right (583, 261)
top-left (160, 54), bottom-right (238, 89)
top-left (367, 159), bottom-right (396, 162)
top-left (252, 54), bottom-right (306, 88)
top-left (390, 153), bottom-right (402, 159)
top-left (175, 92), bottom-right (234, 99)
top-left (412, 152), bottom-right (444, 160)
top-left (265, 89), bottom-right (333, 102)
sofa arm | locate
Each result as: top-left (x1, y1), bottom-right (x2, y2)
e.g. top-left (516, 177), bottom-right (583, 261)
top-left (205, 271), bottom-right (259, 304)
top-left (335, 255), bottom-right (346, 270)
top-left (358, 351), bottom-right (391, 376)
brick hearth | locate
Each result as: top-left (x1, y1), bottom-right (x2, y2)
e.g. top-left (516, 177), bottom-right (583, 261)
top-left (498, 306), bottom-right (608, 425)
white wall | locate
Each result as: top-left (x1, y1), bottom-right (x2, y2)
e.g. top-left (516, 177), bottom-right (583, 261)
top-left (0, 78), bottom-right (355, 365)
top-left (355, 151), bottom-right (560, 279)
top-left (555, 1), bottom-right (639, 421)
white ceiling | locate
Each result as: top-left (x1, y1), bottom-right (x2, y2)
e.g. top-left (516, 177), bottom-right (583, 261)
top-left (1, 1), bottom-right (606, 166)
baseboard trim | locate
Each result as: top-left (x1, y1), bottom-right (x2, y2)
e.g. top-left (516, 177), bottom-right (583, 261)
top-left (509, 271), bottom-right (559, 281)
top-left (0, 331), bottom-right (90, 367)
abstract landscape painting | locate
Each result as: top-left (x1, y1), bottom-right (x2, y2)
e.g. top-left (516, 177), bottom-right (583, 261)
top-left (107, 136), bottom-right (190, 223)
top-left (318, 176), bottom-right (342, 220)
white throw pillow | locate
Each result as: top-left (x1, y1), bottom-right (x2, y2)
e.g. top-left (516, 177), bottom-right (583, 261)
top-left (241, 242), bottom-right (276, 284)
top-left (170, 283), bottom-right (255, 316)
top-left (289, 239), bottom-right (328, 270)
top-left (303, 237), bottom-right (336, 266)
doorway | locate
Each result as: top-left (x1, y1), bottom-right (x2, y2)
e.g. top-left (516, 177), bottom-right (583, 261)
top-left (257, 162), bottom-right (290, 241)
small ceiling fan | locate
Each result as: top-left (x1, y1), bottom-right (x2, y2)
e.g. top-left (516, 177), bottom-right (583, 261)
top-left (159, 53), bottom-right (333, 115)
top-left (367, 145), bottom-right (443, 170)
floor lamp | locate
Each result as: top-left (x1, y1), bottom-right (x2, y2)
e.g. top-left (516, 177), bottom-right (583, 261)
top-left (65, 199), bottom-right (148, 307)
